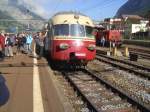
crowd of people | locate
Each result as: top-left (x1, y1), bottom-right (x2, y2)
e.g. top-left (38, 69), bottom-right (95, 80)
top-left (0, 31), bottom-right (47, 106)
top-left (0, 31), bottom-right (47, 61)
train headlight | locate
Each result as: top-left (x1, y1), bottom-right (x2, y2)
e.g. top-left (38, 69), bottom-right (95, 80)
top-left (87, 44), bottom-right (95, 51)
top-left (59, 43), bottom-right (69, 50)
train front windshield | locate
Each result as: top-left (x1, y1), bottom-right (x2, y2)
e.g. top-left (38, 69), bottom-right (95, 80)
top-left (54, 24), bottom-right (69, 36)
top-left (70, 24), bottom-right (85, 37)
top-left (85, 26), bottom-right (94, 38)
top-left (54, 24), bottom-right (94, 38)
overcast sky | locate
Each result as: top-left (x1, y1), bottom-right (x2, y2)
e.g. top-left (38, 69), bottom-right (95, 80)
top-left (4, 0), bottom-right (128, 20)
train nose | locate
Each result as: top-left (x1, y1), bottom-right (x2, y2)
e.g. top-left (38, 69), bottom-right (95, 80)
top-left (87, 44), bottom-right (96, 51)
top-left (69, 52), bottom-right (87, 65)
top-left (70, 52), bottom-right (86, 60)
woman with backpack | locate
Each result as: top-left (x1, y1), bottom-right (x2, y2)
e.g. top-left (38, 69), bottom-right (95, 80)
top-left (5, 33), bottom-right (14, 57)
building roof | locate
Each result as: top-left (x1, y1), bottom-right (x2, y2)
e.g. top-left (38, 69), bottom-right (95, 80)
top-left (122, 14), bottom-right (143, 20)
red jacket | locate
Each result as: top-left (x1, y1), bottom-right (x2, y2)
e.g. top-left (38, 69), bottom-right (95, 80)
top-left (0, 35), bottom-right (5, 49)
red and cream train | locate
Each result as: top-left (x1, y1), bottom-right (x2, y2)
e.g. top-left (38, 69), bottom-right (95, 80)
top-left (44, 12), bottom-right (96, 66)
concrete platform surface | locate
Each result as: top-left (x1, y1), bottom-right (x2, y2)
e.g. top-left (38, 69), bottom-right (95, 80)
top-left (0, 49), bottom-right (73, 112)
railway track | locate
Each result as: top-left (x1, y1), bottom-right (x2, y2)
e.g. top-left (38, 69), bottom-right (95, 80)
top-left (97, 47), bottom-right (150, 60)
top-left (61, 68), bottom-right (150, 112)
top-left (128, 47), bottom-right (150, 55)
top-left (123, 47), bottom-right (150, 60)
top-left (129, 51), bottom-right (150, 60)
top-left (96, 51), bottom-right (150, 79)
top-left (96, 51), bottom-right (150, 72)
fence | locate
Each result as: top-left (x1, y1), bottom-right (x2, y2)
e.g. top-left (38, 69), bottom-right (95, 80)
top-left (0, 19), bottom-right (46, 33)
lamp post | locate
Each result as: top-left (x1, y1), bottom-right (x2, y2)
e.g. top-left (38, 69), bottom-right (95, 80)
top-left (16, 26), bottom-right (18, 34)
top-left (26, 9), bottom-right (30, 32)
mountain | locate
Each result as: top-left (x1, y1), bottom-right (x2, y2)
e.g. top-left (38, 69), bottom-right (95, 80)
top-left (0, 0), bottom-right (45, 32)
top-left (116, 0), bottom-right (150, 18)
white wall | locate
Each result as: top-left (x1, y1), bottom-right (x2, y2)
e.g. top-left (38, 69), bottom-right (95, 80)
top-left (131, 23), bottom-right (148, 33)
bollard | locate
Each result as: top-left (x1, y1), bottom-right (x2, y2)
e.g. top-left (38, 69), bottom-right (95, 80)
top-left (0, 74), bottom-right (9, 106)
top-left (109, 41), bottom-right (112, 52)
top-left (112, 47), bottom-right (117, 56)
top-left (107, 51), bottom-right (111, 56)
top-left (124, 46), bottom-right (129, 57)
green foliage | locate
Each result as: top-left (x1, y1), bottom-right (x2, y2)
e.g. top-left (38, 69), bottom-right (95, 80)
top-left (144, 9), bottom-right (150, 18)
top-left (0, 10), bottom-right (23, 32)
top-left (116, 0), bottom-right (150, 18)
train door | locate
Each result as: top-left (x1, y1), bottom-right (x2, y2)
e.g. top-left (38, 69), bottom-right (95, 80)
top-left (51, 25), bottom-right (55, 58)
top-left (45, 23), bottom-right (53, 58)
top-left (44, 24), bottom-right (50, 54)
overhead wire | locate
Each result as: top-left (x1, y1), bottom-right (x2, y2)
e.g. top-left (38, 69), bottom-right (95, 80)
top-left (81, 0), bottom-right (107, 11)
top-left (81, 0), bottom-right (114, 12)
top-left (101, 0), bottom-right (125, 9)
top-left (81, 0), bottom-right (124, 20)
top-left (53, 0), bottom-right (63, 14)
top-left (94, 0), bottom-right (124, 18)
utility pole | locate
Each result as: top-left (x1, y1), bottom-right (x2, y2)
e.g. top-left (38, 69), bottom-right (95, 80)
top-left (16, 26), bottom-right (18, 34)
top-left (26, 9), bottom-right (30, 32)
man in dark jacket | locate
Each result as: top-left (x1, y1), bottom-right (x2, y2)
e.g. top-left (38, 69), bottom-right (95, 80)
top-left (0, 73), bottom-right (9, 106)
top-left (0, 33), bottom-right (5, 60)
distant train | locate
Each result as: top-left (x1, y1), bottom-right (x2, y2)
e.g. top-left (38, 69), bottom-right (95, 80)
top-left (94, 27), bottom-right (122, 47)
top-left (44, 12), bottom-right (96, 66)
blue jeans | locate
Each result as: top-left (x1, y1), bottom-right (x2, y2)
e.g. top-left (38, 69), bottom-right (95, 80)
top-left (26, 44), bottom-right (32, 54)
top-left (39, 46), bottom-right (44, 57)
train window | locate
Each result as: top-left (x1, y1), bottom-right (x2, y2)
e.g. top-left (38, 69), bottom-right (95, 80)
top-left (85, 26), bottom-right (94, 38)
top-left (70, 24), bottom-right (85, 37)
top-left (54, 24), bottom-right (69, 36)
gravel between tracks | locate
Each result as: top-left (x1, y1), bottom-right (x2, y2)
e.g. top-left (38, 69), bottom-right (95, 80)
top-left (88, 60), bottom-right (150, 108)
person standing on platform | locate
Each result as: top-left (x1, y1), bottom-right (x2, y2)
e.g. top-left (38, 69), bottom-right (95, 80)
top-left (112, 40), bottom-right (115, 48)
top-left (34, 32), bottom-right (40, 55)
top-left (5, 33), bottom-right (14, 57)
top-left (0, 33), bottom-right (5, 61)
top-left (21, 33), bottom-right (27, 53)
top-left (26, 32), bottom-right (33, 55)
top-left (16, 33), bottom-right (22, 55)
top-left (101, 35), bottom-right (105, 47)
top-left (38, 32), bottom-right (47, 59)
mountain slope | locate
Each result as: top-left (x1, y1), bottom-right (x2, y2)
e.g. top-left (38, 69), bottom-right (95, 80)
top-left (116, 0), bottom-right (150, 18)
top-left (0, 0), bottom-right (45, 32)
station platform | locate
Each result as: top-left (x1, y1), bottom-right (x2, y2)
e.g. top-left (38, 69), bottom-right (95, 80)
top-left (96, 46), bottom-right (150, 67)
top-left (123, 39), bottom-right (150, 47)
top-left (0, 48), bottom-right (73, 112)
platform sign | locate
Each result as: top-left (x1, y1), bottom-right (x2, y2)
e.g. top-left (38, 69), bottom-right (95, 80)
top-left (26, 28), bottom-right (32, 31)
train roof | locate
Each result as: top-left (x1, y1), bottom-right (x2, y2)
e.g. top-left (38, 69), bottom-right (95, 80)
top-left (53, 11), bottom-right (88, 17)
top-left (49, 11), bottom-right (94, 27)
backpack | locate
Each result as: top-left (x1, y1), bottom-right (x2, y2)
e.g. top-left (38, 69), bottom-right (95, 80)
top-left (7, 38), bottom-right (13, 46)
top-left (10, 36), bottom-right (15, 45)
top-left (21, 36), bottom-right (27, 44)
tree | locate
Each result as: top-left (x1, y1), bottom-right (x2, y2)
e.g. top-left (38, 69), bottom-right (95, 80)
top-left (144, 10), bottom-right (150, 18)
